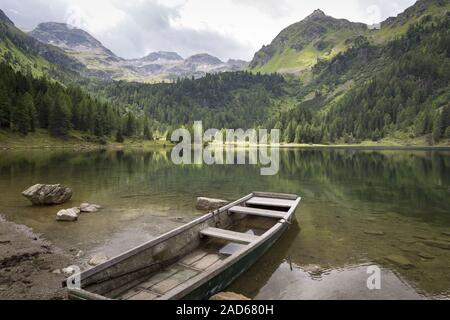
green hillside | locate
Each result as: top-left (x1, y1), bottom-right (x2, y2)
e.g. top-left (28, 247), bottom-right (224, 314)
top-left (0, 10), bottom-right (84, 80)
top-left (0, 1), bottom-right (449, 148)
top-left (269, 15), bottom-right (450, 145)
top-left (249, 9), bottom-right (367, 75)
top-left (249, 0), bottom-right (450, 76)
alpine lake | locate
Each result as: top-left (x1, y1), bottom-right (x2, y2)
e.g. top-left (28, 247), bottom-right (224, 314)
top-left (0, 147), bottom-right (449, 299)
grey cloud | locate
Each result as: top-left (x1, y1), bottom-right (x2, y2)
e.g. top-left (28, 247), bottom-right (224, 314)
top-left (106, 0), bottom-right (251, 60)
top-left (0, 0), bottom-right (419, 61)
top-left (354, 0), bottom-right (417, 22)
top-left (0, 0), bottom-right (67, 29)
top-left (0, 0), bottom-right (252, 60)
top-left (232, 0), bottom-right (293, 18)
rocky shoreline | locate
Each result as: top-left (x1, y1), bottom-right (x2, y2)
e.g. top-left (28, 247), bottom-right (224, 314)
top-left (0, 215), bottom-right (72, 300)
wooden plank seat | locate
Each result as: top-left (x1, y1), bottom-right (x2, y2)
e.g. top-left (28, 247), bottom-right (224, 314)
top-left (246, 197), bottom-right (296, 209)
top-left (228, 206), bottom-right (286, 220)
top-left (200, 227), bottom-right (259, 244)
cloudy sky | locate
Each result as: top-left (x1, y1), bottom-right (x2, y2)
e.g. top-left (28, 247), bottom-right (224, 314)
top-left (0, 0), bottom-right (417, 61)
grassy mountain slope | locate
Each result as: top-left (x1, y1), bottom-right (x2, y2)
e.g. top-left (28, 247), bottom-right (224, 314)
top-left (375, 0), bottom-right (450, 42)
top-left (270, 14), bottom-right (450, 145)
top-left (249, 10), bottom-right (367, 75)
top-left (0, 9), bottom-right (84, 80)
top-left (249, 0), bottom-right (450, 76)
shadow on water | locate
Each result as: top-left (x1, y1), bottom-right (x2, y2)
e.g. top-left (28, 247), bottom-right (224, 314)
top-left (228, 219), bottom-right (301, 298)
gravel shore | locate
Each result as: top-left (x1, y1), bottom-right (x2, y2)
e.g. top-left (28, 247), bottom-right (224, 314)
top-left (0, 215), bottom-right (72, 300)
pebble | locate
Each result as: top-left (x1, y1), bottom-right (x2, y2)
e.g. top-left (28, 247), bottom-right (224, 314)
top-left (75, 250), bottom-right (84, 258)
top-left (89, 254), bottom-right (109, 266)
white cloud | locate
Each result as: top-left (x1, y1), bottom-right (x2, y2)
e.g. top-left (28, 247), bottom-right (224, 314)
top-left (0, 0), bottom-right (418, 60)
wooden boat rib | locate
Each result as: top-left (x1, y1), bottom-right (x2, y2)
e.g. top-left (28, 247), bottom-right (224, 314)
top-left (66, 192), bottom-right (301, 300)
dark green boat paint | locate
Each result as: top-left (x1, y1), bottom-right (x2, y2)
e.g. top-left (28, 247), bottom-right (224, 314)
top-left (181, 223), bottom-right (289, 300)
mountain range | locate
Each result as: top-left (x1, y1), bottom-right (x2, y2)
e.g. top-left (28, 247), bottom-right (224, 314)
top-left (28, 22), bottom-right (248, 82)
top-left (0, 0), bottom-right (449, 146)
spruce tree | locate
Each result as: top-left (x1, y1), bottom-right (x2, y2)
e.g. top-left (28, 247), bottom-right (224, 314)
top-left (24, 92), bottom-right (38, 132)
top-left (125, 112), bottom-right (136, 137)
top-left (11, 93), bottom-right (32, 135)
top-left (116, 127), bottom-right (124, 143)
top-left (294, 125), bottom-right (302, 143)
top-left (143, 121), bottom-right (152, 140)
top-left (0, 83), bottom-right (10, 129)
top-left (49, 92), bottom-right (72, 138)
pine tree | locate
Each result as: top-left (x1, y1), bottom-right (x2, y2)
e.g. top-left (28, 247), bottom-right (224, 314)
top-left (11, 93), bottom-right (32, 135)
top-left (125, 112), bottom-right (136, 137)
top-left (143, 121), bottom-right (152, 140)
top-left (284, 121), bottom-right (295, 143)
top-left (432, 111), bottom-right (444, 142)
top-left (294, 125), bottom-right (302, 143)
top-left (49, 92), bottom-right (72, 138)
top-left (38, 92), bottom-right (53, 129)
top-left (23, 92), bottom-right (37, 132)
top-left (116, 127), bottom-right (124, 143)
top-left (0, 82), bottom-right (10, 128)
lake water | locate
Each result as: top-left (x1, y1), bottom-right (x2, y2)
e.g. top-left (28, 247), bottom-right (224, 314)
top-left (0, 148), bottom-right (449, 299)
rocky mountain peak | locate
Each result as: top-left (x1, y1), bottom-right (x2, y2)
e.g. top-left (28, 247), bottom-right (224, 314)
top-left (30, 22), bottom-right (102, 49)
top-left (308, 9), bottom-right (326, 19)
top-left (185, 53), bottom-right (223, 65)
top-left (142, 51), bottom-right (183, 62)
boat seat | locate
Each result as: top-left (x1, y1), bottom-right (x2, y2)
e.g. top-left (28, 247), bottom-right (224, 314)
top-left (228, 206), bottom-right (286, 220)
top-left (246, 197), bottom-right (296, 209)
top-left (200, 227), bottom-right (259, 244)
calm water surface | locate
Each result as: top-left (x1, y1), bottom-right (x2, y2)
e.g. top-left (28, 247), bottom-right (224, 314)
top-left (0, 148), bottom-right (449, 299)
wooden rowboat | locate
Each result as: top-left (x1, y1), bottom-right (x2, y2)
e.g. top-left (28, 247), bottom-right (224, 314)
top-left (66, 192), bottom-right (301, 300)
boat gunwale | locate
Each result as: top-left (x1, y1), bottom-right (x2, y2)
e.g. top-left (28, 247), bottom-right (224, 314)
top-left (157, 196), bottom-right (302, 300)
top-left (68, 193), bottom-right (255, 285)
top-left (67, 193), bottom-right (301, 300)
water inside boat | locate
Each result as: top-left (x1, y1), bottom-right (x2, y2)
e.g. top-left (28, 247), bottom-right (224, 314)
top-left (118, 215), bottom-right (279, 300)
top-left (69, 193), bottom-right (301, 300)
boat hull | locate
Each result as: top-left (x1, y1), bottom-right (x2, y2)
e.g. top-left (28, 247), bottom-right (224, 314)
top-left (181, 222), bottom-right (289, 300)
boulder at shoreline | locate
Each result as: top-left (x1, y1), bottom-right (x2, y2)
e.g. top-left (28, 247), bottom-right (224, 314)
top-left (80, 203), bottom-right (102, 213)
top-left (22, 184), bottom-right (72, 205)
top-left (56, 208), bottom-right (80, 222)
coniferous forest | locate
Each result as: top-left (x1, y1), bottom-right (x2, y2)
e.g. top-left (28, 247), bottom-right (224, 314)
top-left (0, 5), bottom-right (449, 145)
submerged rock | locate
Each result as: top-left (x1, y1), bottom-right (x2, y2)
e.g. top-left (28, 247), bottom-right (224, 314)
top-left (196, 197), bottom-right (229, 211)
top-left (422, 240), bottom-right (450, 250)
top-left (418, 253), bottom-right (435, 260)
top-left (210, 292), bottom-right (251, 300)
top-left (56, 208), bottom-right (80, 222)
top-left (302, 264), bottom-right (324, 275)
top-left (442, 232), bottom-right (450, 237)
top-left (89, 254), bottom-right (109, 266)
top-left (80, 203), bottom-right (102, 213)
top-left (364, 230), bottom-right (385, 236)
top-left (384, 255), bottom-right (415, 269)
top-left (22, 184), bottom-right (72, 205)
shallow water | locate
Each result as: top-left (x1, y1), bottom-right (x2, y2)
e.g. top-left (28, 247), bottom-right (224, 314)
top-left (0, 148), bottom-right (449, 299)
